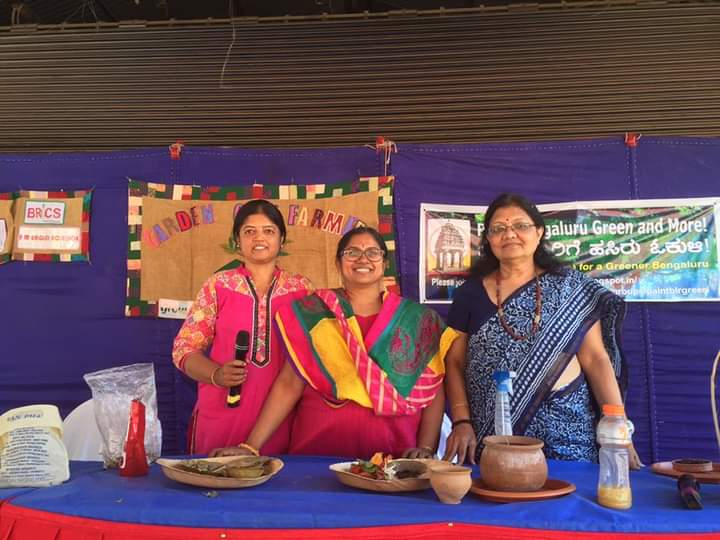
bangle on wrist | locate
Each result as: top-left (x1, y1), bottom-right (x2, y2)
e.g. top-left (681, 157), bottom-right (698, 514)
top-left (419, 445), bottom-right (434, 454)
top-left (237, 442), bottom-right (260, 456)
top-left (452, 418), bottom-right (472, 429)
top-left (450, 402), bottom-right (469, 410)
top-left (210, 366), bottom-right (222, 388)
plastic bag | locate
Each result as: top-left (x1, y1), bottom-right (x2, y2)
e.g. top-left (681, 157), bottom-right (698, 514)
top-left (0, 404), bottom-right (70, 487)
top-left (83, 363), bottom-right (162, 468)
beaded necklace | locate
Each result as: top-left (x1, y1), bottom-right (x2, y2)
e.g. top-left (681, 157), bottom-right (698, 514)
top-left (495, 271), bottom-right (542, 341)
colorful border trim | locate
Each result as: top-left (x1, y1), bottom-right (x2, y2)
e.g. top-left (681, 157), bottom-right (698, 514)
top-left (0, 191), bottom-right (17, 265)
top-left (10, 190), bottom-right (92, 263)
top-left (125, 177), bottom-right (395, 317)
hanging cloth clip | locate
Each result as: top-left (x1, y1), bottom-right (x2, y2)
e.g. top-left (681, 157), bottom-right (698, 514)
top-left (169, 140), bottom-right (185, 160)
top-left (624, 132), bottom-right (641, 148)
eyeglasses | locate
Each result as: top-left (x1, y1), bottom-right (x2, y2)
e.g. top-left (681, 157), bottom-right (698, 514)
top-left (340, 247), bottom-right (385, 262)
top-left (240, 226), bottom-right (278, 237)
top-left (487, 222), bottom-right (537, 237)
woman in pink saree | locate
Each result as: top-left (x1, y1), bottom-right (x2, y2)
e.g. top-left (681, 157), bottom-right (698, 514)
top-left (172, 200), bottom-right (312, 455)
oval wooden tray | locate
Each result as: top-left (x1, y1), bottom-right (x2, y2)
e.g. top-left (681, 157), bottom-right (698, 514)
top-left (650, 461), bottom-right (720, 484)
top-left (329, 460), bottom-right (430, 492)
top-left (157, 456), bottom-right (283, 489)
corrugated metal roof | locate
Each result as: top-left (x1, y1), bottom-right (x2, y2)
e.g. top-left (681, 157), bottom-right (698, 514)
top-left (1, 1), bottom-right (719, 151)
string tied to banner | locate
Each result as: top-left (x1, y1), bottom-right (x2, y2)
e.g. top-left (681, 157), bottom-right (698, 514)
top-left (365, 136), bottom-right (397, 176)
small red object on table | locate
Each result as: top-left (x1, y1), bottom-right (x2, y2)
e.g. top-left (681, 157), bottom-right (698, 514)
top-left (119, 399), bottom-right (149, 477)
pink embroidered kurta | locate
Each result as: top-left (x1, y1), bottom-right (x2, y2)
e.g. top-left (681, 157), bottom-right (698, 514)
top-left (288, 314), bottom-right (423, 459)
top-left (172, 266), bottom-right (312, 455)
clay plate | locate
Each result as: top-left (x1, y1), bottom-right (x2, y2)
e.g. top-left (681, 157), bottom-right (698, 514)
top-left (157, 455), bottom-right (284, 489)
top-left (329, 460), bottom-right (430, 492)
top-left (651, 461), bottom-right (720, 484)
top-left (671, 459), bottom-right (714, 473)
top-left (470, 477), bottom-right (575, 503)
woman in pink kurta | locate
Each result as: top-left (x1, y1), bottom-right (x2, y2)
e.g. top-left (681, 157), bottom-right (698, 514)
top-left (172, 200), bottom-right (311, 455)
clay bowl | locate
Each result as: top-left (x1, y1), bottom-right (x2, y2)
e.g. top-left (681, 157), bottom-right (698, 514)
top-left (479, 435), bottom-right (548, 492)
top-left (429, 464), bottom-right (472, 504)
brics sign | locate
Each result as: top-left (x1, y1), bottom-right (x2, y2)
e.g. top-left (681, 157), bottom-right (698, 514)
top-left (24, 201), bottom-right (66, 225)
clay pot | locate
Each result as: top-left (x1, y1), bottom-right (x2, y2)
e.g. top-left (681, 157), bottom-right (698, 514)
top-left (479, 435), bottom-right (548, 492)
top-left (429, 464), bottom-right (472, 504)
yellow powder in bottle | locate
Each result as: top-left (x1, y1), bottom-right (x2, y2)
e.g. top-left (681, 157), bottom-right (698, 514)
top-left (597, 485), bottom-right (632, 509)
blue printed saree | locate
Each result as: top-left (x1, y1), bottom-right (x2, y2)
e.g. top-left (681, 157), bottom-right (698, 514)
top-left (465, 268), bottom-right (626, 462)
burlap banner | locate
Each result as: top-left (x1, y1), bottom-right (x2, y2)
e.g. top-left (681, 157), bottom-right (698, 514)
top-left (11, 190), bottom-right (92, 263)
top-left (126, 177), bottom-right (396, 318)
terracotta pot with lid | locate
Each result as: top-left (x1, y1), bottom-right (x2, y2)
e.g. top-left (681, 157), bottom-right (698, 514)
top-left (480, 435), bottom-right (548, 492)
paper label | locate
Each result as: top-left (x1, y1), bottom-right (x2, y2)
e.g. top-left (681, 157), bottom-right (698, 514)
top-left (24, 200), bottom-right (66, 224)
top-left (0, 219), bottom-right (6, 252)
top-left (0, 428), bottom-right (69, 487)
top-left (158, 299), bottom-right (192, 319)
top-left (17, 225), bottom-right (81, 251)
top-left (0, 405), bottom-right (63, 438)
top-left (0, 405), bottom-right (69, 488)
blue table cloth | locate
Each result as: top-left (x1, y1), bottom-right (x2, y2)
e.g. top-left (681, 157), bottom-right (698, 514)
top-left (2, 456), bottom-right (719, 534)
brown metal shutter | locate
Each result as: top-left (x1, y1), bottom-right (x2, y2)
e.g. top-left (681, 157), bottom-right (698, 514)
top-left (1, 2), bottom-right (719, 151)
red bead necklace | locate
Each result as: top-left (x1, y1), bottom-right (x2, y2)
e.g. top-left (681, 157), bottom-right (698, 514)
top-left (495, 271), bottom-right (542, 341)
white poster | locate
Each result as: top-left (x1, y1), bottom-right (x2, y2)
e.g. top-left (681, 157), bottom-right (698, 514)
top-left (420, 198), bottom-right (720, 303)
top-left (16, 226), bottom-right (81, 251)
top-left (0, 219), bottom-right (6, 252)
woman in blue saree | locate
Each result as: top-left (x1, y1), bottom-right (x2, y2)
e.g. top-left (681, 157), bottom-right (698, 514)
top-left (443, 193), bottom-right (641, 468)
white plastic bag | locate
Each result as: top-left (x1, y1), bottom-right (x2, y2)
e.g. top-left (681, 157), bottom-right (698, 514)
top-left (83, 363), bottom-right (162, 468)
top-left (0, 404), bottom-right (70, 487)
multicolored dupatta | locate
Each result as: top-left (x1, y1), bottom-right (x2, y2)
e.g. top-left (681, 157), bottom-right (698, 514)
top-left (275, 289), bottom-right (456, 416)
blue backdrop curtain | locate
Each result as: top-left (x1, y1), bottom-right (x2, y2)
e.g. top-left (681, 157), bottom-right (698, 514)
top-left (392, 136), bottom-right (720, 464)
top-left (1, 137), bottom-right (718, 463)
top-left (0, 147), bottom-right (384, 454)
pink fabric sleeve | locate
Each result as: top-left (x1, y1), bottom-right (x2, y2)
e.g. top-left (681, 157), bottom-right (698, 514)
top-left (171, 276), bottom-right (219, 371)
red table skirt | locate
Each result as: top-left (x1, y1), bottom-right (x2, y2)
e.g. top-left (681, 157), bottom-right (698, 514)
top-left (3, 503), bottom-right (720, 540)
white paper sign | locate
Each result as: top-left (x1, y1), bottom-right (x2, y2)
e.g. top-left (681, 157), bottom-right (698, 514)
top-left (17, 225), bottom-right (81, 251)
top-left (24, 201), bottom-right (66, 225)
top-left (0, 219), bottom-right (6, 252)
top-left (158, 298), bottom-right (192, 319)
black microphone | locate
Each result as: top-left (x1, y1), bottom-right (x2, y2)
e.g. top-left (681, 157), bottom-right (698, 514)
top-left (677, 474), bottom-right (702, 510)
top-left (227, 330), bottom-right (249, 408)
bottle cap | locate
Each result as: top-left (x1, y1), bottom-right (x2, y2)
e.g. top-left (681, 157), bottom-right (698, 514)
top-left (493, 370), bottom-right (515, 395)
top-left (602, 403), bottom-right (625, 416)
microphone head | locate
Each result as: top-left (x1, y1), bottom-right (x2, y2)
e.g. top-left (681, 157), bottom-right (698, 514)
top-left (235, 330), bottom-right (250, 352)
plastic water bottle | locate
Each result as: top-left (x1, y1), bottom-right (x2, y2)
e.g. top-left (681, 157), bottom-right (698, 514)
top-left (596, 403), bottom-right (633, 509)
top-left (493, 370), bottom-right (515, 436)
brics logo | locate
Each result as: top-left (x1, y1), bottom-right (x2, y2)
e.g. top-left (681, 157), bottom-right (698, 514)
top-left (25, 201), bottom-right (66, 225)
